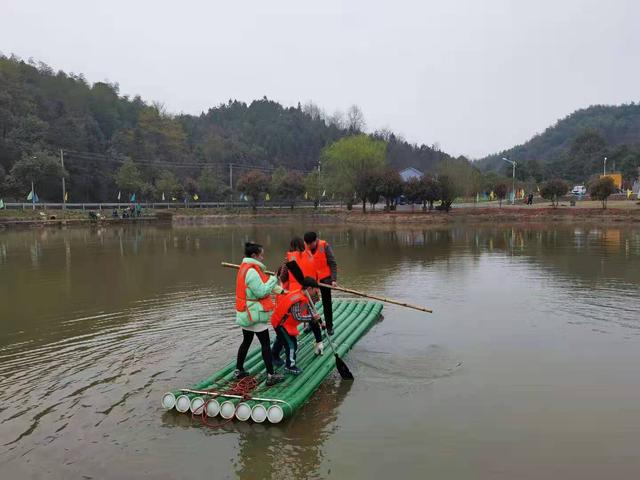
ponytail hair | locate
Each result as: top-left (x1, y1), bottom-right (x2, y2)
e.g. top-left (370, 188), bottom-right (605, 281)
top-left (244, 242), bottom-right (263, 258)
top-left (289, 236), bottom-right (305, 252)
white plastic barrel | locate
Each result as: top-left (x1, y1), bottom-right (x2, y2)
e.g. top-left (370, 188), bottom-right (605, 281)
top-left (267, 404), bottom-right (284, 424)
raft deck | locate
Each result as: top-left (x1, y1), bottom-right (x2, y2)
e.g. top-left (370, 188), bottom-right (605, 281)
top-left (161, 300), bottom-right (383, 423)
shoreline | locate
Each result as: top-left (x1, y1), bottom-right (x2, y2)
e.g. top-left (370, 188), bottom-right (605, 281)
top-left (1, 205), bottom-right (639, 230)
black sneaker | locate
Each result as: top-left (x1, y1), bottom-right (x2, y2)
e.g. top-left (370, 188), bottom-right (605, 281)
top-left (285, 365), bottom-right (302, 375)
top-left (234, 369), bottom-right (249, 380)
top-left (266, 373), bottom-right (284, 386)
top-left (326, 327), bottom-right (334, 336)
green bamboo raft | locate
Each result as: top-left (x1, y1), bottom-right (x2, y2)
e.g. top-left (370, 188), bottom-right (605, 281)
top-left (161, 300), bottom-right (383, 423)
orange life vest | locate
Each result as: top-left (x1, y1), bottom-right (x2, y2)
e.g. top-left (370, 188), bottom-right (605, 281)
top-left (270, 290), bottom-right (310, 337)
top-left (308, 239), bottom-right (331, 280)
top-left (285, 250), bottom-right (317, 290)
top-left (235, 263), bottom-right (275, 318)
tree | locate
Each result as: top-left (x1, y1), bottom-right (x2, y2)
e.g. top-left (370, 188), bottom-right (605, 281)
top-left (365, 171), bottom-right (384, 210)
top-left (494, 183), bottom-right (508, 207)
top-left (115, 159), bottom-right (145, 196)
top-left (302, 101), bottom-right (324, 121)
top-left (198, 166), bottom-right (223, 200)
top-left (438, 157), bottom-right (481, 198)
top-left (403, 177), bottom-right (424, 211)
top-left (565, 129), bottom-right (607, 181)
top-left (619, 150), bottom-right (640, 183)
top-left (346, 105), bottom-right (366, 133)
top-left (379, 168), bottom-right (403, 210)
top-left (155, 170), bottom-right (181, 200)
top-left (326, 110), bottom-right (345, 129)
top-left (438, 174), bottom-right (459, 211)
top-left (322, 134), bottom-right (387, 212)
top-left (9, 151), bottom-right (67, 200)
top-left (304, 170), bottom-right (324, 209)
top-left (540, 178), bottom-right (569, 208)
top-left (589, 176), bottom-right (616, 209)
top-left (270, 166), bottom-right (288, 200)
top-left (183, 177), bottom-right (198, 201)
top-left (421, 175), bottom-right (441, 211)
top-left (237, 170), bottom-right (270, 211)
top-left (276, 171), bottom-right (305, 209)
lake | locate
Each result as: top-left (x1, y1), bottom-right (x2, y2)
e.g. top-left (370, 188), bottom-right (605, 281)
top-left (1, 224), bottom-right (639, 479)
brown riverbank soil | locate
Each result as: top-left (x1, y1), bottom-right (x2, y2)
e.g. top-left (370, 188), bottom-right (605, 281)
top-left (2, 201), bottom-right (638, 229)
top-left (170, 206), bottom-right (640, 227)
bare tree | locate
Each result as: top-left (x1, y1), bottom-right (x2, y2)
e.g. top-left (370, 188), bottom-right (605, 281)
top-left (374, 128), bottom-right (394, 141)
top-left (302, 101), bottom-right (324, 121)
top-left (327, 110), bottom-right (345, 129)
top-left (346, 105), bottom-right (366, 132)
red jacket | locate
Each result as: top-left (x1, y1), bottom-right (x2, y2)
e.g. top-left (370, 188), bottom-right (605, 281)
top-left (270, 290), bottom-right (310, 337)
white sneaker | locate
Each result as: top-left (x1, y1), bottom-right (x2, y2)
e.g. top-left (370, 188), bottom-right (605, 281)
top-left (314, 341), bottom-right (324, 356)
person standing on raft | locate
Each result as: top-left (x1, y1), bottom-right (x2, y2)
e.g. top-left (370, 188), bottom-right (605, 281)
top-left (281, 237), bottom-right (324, 355)
top-left (235, 242), bottom-right (285, 386)
top-left (303, 231), bottom-right (338, 335)
top-left (271, 277), bottom-right (322, 375)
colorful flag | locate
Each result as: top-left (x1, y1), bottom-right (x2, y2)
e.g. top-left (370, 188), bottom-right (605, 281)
top-left (304, 192), bottom-right (308, 200)
top-left (193, 193), bottom-right (199, 200)
top-left (33, 192), bottom-right (39, 203)
top-left (0, 199), bottom-right (4, 209)
top-left (489, 191), bottom-right (495, 200)
top-left (475, 193), bottom-right (479, 203)
top-left (172, 196), bottom-right (177, 201)
top-left (64, 191), bottom-right (68, 202)
top-left (27, 190), bottom-right (33, 201)
top-left (627, 189), bottom-right (632, 200)
top-left (130, 193), bottom-right (136, 202)
top-left (117, 191), bottom-right (121, 200)
top-left (322, 190), bottom-right (326, 197)
top-left (265, 193), bottom-right (271, 201)
top-left (162, 192), bottom-right (165, 201)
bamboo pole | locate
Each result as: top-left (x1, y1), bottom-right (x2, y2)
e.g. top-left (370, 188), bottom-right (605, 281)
top-left (220, 262), bottom-right (433, 313)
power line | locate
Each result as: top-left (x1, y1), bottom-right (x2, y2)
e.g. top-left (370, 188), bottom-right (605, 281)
top-left (62, 150), bottom-right (313, 173)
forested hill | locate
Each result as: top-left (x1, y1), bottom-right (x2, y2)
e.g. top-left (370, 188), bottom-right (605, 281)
top-left (0, 55), bottom-right (449, 201)
top-left (476, 104), bottom-right (640, 183)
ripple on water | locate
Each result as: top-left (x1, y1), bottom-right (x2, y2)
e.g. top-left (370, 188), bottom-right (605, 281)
top-left (0, 289), bottom-right (237, 455)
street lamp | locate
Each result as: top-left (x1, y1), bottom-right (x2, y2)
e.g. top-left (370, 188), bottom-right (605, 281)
top-left (502, 157), bottom-right (517, 205)
top-left (603, 156), bottom-right (607, 176)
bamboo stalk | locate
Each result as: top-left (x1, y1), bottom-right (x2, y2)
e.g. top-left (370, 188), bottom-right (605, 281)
top-left (220, 261), bottom-right (433, 314)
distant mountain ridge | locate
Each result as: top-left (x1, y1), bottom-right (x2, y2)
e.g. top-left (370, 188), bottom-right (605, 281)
top-left (476, 103), bottom-right (640, 182)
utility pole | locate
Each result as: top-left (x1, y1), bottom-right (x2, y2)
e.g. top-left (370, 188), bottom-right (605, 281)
top-left (603, 156), bottom-right (607, 176)
top-left (502, 157), bottom-right (517, 205)
top-left (60, 149), bottom-right (66, 209)
top-left (317, 161), bottom-right (321, 209)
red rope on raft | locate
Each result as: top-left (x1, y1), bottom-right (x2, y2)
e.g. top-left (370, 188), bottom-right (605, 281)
top-left (195, 375), bottom-right (260, 428)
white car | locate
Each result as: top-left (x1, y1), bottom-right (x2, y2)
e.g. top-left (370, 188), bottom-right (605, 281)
top-left (571, 185), bottom-right (587, 196)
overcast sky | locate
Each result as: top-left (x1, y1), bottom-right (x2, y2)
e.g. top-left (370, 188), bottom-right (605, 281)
top-left (2, 0), bottom-right (639, 158)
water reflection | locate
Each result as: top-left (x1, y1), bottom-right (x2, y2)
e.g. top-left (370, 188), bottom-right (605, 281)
top-left (233, 379), bottom-right (352, 480)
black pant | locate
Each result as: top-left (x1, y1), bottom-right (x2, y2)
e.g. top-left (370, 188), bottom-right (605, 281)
top-left (309, 321), bottom-right (322, 342)
top-left (272, 326), bottom-right (298, 368)
top-left (236, 329), bottom-right (274, 375)
top-left (319, 276), bottom-right (333, 331)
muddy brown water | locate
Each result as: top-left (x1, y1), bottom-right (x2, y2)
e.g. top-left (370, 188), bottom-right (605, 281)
top-left (1, 224), bottom-right (639, 479)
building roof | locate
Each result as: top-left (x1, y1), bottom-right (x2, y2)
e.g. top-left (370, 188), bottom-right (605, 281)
top-left (399, 167), bottom-right (423, 181)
